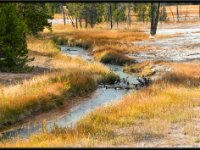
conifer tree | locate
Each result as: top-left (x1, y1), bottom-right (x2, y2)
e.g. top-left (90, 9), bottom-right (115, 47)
top-left (0, 3), bottom-right (30, 72)
top-left (19, 3), bottom-right (53, 35)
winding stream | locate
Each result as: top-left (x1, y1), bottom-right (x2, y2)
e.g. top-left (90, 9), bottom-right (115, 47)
top-left (1, 22), bottom-right (199, 140)
top-left (0, 45), bottom-right (139, 139)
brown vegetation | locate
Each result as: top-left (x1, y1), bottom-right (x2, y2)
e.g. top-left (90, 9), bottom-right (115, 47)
top-left (1, 60), bottom-right (200, 147)
top-left (0, 35), bottom-right (118, 129)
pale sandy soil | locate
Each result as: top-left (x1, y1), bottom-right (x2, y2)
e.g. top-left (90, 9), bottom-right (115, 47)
top-left (0, 49), bottom-right (57, 87)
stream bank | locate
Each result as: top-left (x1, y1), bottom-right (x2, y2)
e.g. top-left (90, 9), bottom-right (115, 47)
top-left (0, 45), bottom-right (146, 140)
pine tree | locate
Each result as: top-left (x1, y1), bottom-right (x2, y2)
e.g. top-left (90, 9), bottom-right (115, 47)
top-left (0, 3), bottom-right (30, 72)
top-left (19, 3), bottom-right (53, 35)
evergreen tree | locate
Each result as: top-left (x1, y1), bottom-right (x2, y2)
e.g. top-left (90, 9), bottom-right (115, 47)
top-left (19, 3), bottom-right (53, 35)
top-left (0, 3), bottom-right (30, 72)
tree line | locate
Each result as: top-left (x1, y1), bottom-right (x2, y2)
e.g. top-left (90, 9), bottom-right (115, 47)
top-left (59, 3), bottom-right (167, 30)
top-left (1, 3), bottom-right (197, 72)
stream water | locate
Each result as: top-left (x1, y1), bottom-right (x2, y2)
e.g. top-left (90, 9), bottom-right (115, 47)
top-left (0, 45), bottom-right (139, 139)
top-left (1, 22), bottom-right (199, 140)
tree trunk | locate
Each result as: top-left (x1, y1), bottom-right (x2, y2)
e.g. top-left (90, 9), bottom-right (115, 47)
top-left (199, 5), bottom-right (200, 20)
top-left (75, 18), bottom-right (78, 29)
top-left (128, 4), bottom-right (131, 26)
top-left (153, 3), bottom-right (160, 35)
top-left (65, 5), bottom-right (75, 28)
top-left (150, 3), bottom-right (160, 36)
top-left (142, 9), bottom-right (145, 22)
top-left (169, 7), bottom-right (175, 22)
top-left (91, 16), bottom-right (94, 28)
top-left (150, 3), bottom-right (155, 36)
top-left (85, 17), bottom-right (88, 28)
top-left (116, 15), bottom-right (119, 28)
top-left (69, 16), bottom-right (75, 28)
top-left (109, 4), bottom-right (113, 29)
top-left (176, 5), bottom-right (179, 22)
top-left (79, 18), bottom-right (82, 28)
top-left (133, 3), bottom-right (137, 13)
top-left (61, 4), bottom-right (66, 25)
top-left (116, 4), bottom-right (119, 29)
top-left (184, 6), bottom-right (188, 21)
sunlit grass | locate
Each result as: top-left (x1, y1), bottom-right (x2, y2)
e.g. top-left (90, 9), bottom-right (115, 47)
top-left (1, 61), bottom-right (200, 147)
top-left (123, 61), bottom-right (157, 77)
top-left (46, 26), bottom-right (147, 66)
top-left (0, 35), bottom-right (118, 128)
top-left (27, 36), bottom-right (60, 56)
top-left (94, 49), bottom-right (135, 66)
top-left (1, 21), bottom-right (200, 147)
top-left (45, 26), bottom-right (149, 51)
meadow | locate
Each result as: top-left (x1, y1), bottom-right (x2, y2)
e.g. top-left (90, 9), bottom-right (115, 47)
top-left (0, 35), bottom-right (118, 128)
top-left (1, 61), bottom-right (200, 147)
top-left (0, 12), bottom-right (200, 147)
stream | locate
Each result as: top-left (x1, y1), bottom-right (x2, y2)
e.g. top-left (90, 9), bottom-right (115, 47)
top-left (0, 45), bottom-right (139, 139)
top-left (1, 22), bottom-right (199, 140)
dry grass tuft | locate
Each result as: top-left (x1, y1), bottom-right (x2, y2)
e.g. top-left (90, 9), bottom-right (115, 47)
top-left (94, 49), bottom-right (135, 66)
top-left (123, 61), bottom-right (156, 77)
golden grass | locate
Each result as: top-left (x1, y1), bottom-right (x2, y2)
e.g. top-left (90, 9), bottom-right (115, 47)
top-left (166, 5), bottom-right (200, 18)
top-left (93, 47), bottom-right (135, 65)
top-left (0, 35), bottom-right (118, 128)
top-left (123, 61), bottom-right (156, 77)
top-left (44, 25), bottom-right (151, 67)
top-left (1, 19), bottom-right (200, 146)
top-left (27, 36), bottom-right (59, 55)
top-left (45, 25), bottom-right (148, 51)
top-left (1, 61), bottom-right (200, 147)
top-left (0, 71), bottom-right (96, 126)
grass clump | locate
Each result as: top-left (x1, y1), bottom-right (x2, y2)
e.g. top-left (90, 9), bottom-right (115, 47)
top-left (123, 61), bottom-right (156, 77)
top-left (52, 36), bottom-right (91, 50)
top-left (94, 50), bottom-right (135, 66)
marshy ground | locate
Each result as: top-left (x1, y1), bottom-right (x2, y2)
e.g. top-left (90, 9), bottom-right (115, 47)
top-left (0, 18), bottom-right (200, 147)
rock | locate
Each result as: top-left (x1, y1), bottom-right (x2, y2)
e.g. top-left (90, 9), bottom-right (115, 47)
top-left (126, 81), bottom-right (130, 86)
top-left (137, 77), bottom-right (144, 86)
top-left (114, 80), bottom-right (119, 84)
top-left (122, 78), bottom-right (126, 83)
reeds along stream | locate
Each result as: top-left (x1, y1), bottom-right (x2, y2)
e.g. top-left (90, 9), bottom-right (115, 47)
top-left (0, 45), bottom-right (142, 140)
